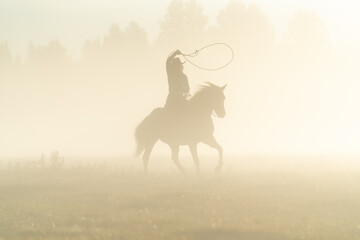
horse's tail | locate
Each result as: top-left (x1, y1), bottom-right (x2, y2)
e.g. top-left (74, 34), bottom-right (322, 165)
top-left (134, 108), bottom-right (163, 157)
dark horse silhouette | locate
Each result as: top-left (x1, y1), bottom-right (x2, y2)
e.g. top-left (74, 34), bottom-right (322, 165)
top-left (135, 83), bottom-right (226, 174)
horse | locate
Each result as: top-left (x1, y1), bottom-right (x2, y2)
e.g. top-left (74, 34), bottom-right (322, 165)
top-left (135, 83), bottom-right (226, 174)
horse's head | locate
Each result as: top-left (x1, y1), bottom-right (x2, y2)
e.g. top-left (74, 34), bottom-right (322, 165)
top-left (190, 82), bottom-right (227, 118)
top-left (212, 84), bottom-right (226, 118)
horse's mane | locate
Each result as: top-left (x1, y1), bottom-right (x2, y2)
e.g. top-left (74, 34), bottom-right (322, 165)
top-left (189, 82), bottom-right (221, 103)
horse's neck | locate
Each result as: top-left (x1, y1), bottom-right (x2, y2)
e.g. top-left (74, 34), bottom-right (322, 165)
top-left (188, 100), bottom-right (213, 118)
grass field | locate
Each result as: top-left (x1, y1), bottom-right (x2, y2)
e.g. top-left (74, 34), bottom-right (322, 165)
top-left (0, 156), bottom-right (360, 240)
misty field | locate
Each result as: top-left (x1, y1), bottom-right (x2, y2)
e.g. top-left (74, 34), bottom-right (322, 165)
top-left (0, 156), bottom-right (360, 240)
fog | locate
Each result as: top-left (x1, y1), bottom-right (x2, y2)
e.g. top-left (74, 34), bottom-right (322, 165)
top-left (1, 0), bottom-right (360, 159)
top-left (2, 2), bottom-right (360, 240)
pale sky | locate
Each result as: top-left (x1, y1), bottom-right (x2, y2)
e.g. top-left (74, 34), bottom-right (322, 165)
top-left (1, 0), bottom-right (360, 59)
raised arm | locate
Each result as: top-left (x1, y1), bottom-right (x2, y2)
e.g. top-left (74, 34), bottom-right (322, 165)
top-left (166, 49), bottom-right (181, 73)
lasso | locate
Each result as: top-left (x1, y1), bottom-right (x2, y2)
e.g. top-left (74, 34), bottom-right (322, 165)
top-left (180, 42), bottom-right (234, 71)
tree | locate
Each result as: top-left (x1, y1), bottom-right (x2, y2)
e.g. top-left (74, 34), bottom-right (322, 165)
top-left (102, 23), bottom-right (125, 60)
top-left (123, 21), bottom-right (150, 63)
top-left (125, 21), bottom-right (149, 51)
top-left (81, 38), bottom-right (102, 64)
top-left (283, 10), bottom-right (331, 63)
top-left (156, 0), bottom-right (208, 51)
top-left (210, 2), bottom-right (275, 69)
top-left (101, 22), bottom-right (150, 70)
top-left (27, 40), bottom-right (70, 67)
top-left (0, 42), bottom-right (12, 70)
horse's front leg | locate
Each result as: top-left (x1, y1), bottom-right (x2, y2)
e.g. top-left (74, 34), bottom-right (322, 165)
top-left (202, 136), bottom-right (223, 173)
top-left (189, 143), bottom-right (200, 175)
top-left (170, 145), bottom-right (186, 175)
top-left (143, 140), bottom-right (157, 174)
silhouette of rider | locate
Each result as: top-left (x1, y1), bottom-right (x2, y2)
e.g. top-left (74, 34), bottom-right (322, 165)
top-left (164, 49), bottom-right (190, 111)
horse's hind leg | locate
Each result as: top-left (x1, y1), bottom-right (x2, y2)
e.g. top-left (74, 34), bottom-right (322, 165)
top-left (170, 145), bottom-right (186, 175)
top-left (143, 140), bottom-right (157, 173)
top-left (189, 144), bottom-right (200, 175)
top-left (202, 136), bottom-right (223, 173)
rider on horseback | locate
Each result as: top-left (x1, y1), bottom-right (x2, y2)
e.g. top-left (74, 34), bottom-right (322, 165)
top-left (164, 49), bottom-right (190, 111)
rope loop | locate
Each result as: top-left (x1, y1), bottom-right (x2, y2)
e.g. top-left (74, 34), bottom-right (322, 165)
top-left (180, 43), bottom-right (234, 71)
